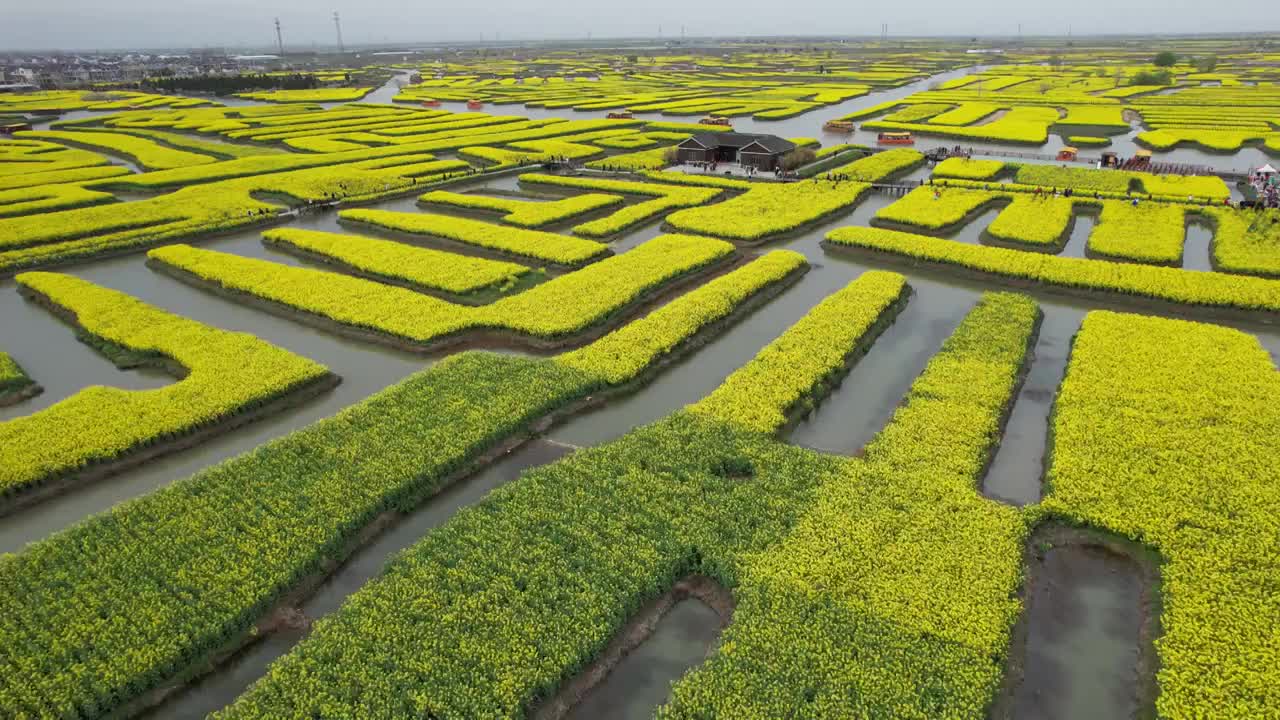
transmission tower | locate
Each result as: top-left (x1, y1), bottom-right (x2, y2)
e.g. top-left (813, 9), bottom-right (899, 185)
top-left (274, 17), bottom-right (284, 55)
top-left (333, 12), bottom-right (344, 53)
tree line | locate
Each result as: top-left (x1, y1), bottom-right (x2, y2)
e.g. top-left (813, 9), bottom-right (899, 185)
top-left (143, 73), bottom-right (320, 95)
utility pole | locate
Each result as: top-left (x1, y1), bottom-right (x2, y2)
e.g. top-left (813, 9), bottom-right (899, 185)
top-left (681, 25), bottom-right (686, 42)
top-left (333, 11), bottom-right (344, 53)
top-left (1018, 23), bottom-right (1022, 41)
top-left (881, 23), bottom-right (888, 42)
top-left (274, 17), bottom-right (284, 56)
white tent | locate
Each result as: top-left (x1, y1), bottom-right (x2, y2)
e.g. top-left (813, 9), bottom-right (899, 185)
top-left (1258, 164), bottom-right (1277, 175)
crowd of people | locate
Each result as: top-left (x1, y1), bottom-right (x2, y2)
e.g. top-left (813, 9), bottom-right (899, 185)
top-left (684, 159), bottom-right (798, 179)
top-left (1247, 169), bottom-right (1279, 208)
top-left (924, 176), bottom-right (1247, 208)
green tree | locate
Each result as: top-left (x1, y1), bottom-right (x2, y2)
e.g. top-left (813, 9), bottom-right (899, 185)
top-left (1130, 69), bottom-right (1174, 86)
top-left (1153, 51), bottom-right (1178, 67)
top-left (781, 147), bottom-right (816, 171)
top-left (1195, 55), bottom-right (1218, 72)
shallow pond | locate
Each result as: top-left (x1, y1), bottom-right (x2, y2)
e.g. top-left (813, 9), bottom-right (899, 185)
top-left (564, 599), bottom-right (723, 720)
top-left (1004, 540), bottom-right (1152, 720)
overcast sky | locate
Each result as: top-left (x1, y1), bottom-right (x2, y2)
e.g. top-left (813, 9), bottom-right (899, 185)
top-left (2, 0), bottom-right (1275, 52)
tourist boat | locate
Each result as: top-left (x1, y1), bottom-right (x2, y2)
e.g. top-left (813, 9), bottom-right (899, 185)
top-left (422, 99), bottom-right (442, 108)
top-left (606, 110), bottom-right (634, 119)
top-left (823, 119), bottom-right (855, 133)
top-left (877, 131), bottom-right (914, 145)
top-left (1056, 146), bottom-right (1079, 161)
top-left (466, 99), bottom-right (484, 110)
top-left (699, 115), bottom-right (732, 126)
top-left (1123, 149), bottom-right (1153, 170)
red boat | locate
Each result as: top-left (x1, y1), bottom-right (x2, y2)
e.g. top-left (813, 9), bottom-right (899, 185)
top-left (877, 131), bottom-right (914, 145)
top-left (466, 99), bottom-right (484, 110)
top-left (422, 99), bottom-right (442, 108)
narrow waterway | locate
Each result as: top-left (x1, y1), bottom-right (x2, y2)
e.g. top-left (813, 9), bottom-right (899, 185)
top-left (1059, 212), bottom-right (1096, 258)
top-left (417, 79), bottom-right (1273, 174)
top-left (6, 149), bottom-right (1280, 719)
top-left (1182, 221), bottom-right (1215, 271)
top-left (942, 205), bottom-right (1006, 246)
top-left (142, 439), bottom-right (574, 719)
top-left (0, 238), bottom-right (428, 552)
top-left (982, 307), bottom-right (1087, 505)
top-left (563, 599), bottom-right (723, 720)
top-left (25, 63), bottom-right (1276, 174)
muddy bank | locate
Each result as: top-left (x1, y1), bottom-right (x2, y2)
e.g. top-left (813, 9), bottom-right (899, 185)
top-left (663, 182), bottom-right (904, 248)
top-left (982, 307), bottom-right (1085, 506)
top-left (821, 240), bottom-right (1279, 327)
top-left (870, 195), bottom-right (1013, 238)
top-left (776, 280), bottom-right (911, 437)
top-left (0, 213), bottom-right (293, 280)
top-left (413, 193), bottom-right (641, 237)
top-left (992, 524), bottom-right (1162, 720)
top-left (143, 439), bottom-right (576, 719)
top-left (261, 235), bottom-right (547, 305)
top-left (111, 260), bottom-right (806, 719)
top-left (337, 214), bottom-right (609, 270)
top-left (0, 371), bottom-right (338, 519)
top-left (0, 381), bottom-right (43, 407)
top-left (1, 166), bottom-right (529, 279)
top-left (147, 248), bottom-right (754, 355)
top-left (1, 284), bottom-right (341, 518)
top-left (533, 575), bottom-right (733, 720)
top-left (974, 306), bottom-right (1043, 484)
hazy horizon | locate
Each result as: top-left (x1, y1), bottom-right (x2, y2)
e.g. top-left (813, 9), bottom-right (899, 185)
top-left (2, 0), bottom-right (1277, 53)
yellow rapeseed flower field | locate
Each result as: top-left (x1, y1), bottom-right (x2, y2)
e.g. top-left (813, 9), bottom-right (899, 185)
top-left (1045, 311), bottom-right (1280, 718)
top-left (1, 272), bottom-right (330, 500)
